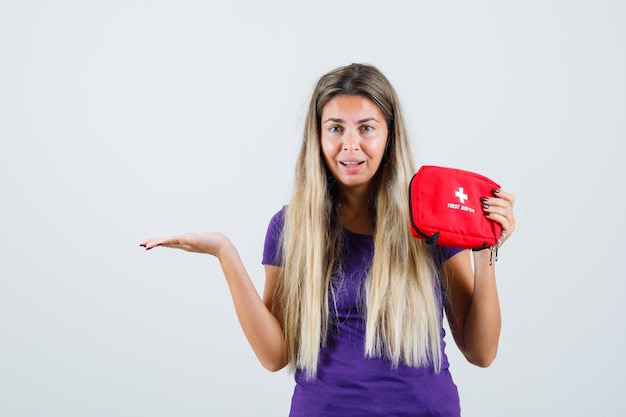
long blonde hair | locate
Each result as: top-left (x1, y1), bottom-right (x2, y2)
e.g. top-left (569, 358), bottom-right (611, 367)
top-left (278, 63), bottom-right (442, 379)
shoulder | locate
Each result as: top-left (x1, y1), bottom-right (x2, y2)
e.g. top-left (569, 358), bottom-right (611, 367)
top-left (268, 205), bottom-right (287, 231)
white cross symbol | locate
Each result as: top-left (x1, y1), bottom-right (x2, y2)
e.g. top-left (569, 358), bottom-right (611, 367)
top-left (455, 187), bottom-right (468, 204)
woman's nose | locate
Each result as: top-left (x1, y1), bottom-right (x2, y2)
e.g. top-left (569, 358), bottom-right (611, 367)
top-left (343, 131), bottom-right (359, 151)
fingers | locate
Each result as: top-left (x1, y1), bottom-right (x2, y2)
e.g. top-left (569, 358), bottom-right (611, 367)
top-left (481, 190), bottom-right (515, 214)
top-left (139, 238), bottom-right (155, 250)
top-left (481, 189), bottom-right (516, 245)
top-left (491, 189), bottom-right (515, 207)
top-left (139, 232), bottom-right (226, 256)
top-left (139, 237), bottom-right (182, 250)
top-left (139, 238), bottom-right (162, 250)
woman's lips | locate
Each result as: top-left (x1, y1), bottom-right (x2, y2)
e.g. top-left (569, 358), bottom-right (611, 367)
top-left (339, 160), bottom-right (364, 172)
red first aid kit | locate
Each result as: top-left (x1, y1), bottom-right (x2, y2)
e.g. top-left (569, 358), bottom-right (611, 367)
top-left (409, 165), bottom-right (501, 250)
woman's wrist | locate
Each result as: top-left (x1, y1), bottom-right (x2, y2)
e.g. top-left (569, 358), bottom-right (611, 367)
top-left (472, 246), bottom-right (498, 271)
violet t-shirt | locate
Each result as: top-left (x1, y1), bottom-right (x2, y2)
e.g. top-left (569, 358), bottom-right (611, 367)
top-left (262, 207), bottom-right (464, 417)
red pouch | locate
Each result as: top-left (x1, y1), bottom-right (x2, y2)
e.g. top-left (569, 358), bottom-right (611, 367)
top-left (409, 165), bottom-right (501, 250)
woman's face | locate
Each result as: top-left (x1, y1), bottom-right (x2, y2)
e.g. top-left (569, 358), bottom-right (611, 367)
top-left (320, 94), bottom-right (389, 196)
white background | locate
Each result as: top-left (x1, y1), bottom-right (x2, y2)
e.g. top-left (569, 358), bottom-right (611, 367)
top-left (1, 1), bottom-right (624, 416)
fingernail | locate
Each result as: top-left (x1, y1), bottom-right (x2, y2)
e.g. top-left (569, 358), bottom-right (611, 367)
top-left (480, 197), bottom-right (489, 202)
top-left (492, 188), bottom-right (501, 194)
top-left (482, 203), bottom-right (489, 209)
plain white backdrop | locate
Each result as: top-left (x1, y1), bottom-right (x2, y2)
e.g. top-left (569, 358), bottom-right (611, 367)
top-left (1, 1), bottom-right (624, 416)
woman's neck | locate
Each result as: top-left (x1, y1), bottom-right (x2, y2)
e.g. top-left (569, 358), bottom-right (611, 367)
top-left (338, 189), bottom-right (375, 235)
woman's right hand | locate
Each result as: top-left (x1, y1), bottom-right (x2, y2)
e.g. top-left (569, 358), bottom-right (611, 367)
top-left (140, 232), bottom-right (230, 257)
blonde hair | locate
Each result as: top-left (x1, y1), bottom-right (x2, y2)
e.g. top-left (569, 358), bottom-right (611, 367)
top-left (277, 63), bottom-right (441, 379)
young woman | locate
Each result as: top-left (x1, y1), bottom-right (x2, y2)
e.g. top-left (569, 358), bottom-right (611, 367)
top-left (141, 63), bottom-right (516, 416)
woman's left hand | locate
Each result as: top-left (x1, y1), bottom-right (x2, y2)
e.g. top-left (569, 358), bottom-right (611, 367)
top-left (482, 189), bottom-right (516, 247)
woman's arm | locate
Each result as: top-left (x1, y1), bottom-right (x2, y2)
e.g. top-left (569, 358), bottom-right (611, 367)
top-left (140, 232), bottom-right (287, 371)
top-left (443, 249), bottom-right (501, 367)
top-left (442, 188), bottom-right (515, 367)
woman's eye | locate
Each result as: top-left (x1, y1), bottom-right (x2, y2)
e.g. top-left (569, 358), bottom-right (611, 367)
top-left (360, 125), bottom-right (373, 132)
top-left (329, 126), bottom-right (343, 133)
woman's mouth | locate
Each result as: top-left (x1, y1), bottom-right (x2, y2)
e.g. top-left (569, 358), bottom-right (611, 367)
top-left (339, 160), bottom-right (364, 173)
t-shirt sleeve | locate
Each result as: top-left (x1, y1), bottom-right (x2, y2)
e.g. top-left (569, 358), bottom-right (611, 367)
top-left (441, 245), bottom-right (465, 260)
top-left (262, 206), bottom-right (286, 266)
top-left (430, 244), bottom-right (465, 269)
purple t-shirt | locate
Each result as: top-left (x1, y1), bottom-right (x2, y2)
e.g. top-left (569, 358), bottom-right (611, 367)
top-left (262, 207), bottom-right (464, 417)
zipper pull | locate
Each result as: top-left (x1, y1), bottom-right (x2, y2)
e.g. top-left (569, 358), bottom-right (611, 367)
top-left (489, 240), bottom-right (501, 266)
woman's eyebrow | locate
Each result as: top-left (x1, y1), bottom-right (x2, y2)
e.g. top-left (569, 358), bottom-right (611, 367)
top-left (356, 117), bottom-right (381, 124)
top-left (322, 117), bottom-right (381, 124)
top-left (322, 117), bottom-right (344, 124)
